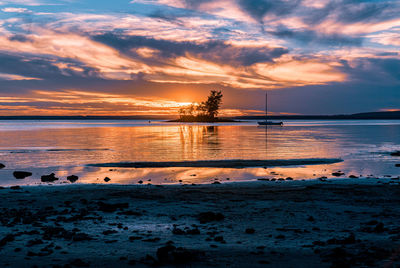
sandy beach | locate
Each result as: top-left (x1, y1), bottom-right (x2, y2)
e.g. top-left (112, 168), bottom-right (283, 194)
top-left (1, 179), bottom-right (400, 267)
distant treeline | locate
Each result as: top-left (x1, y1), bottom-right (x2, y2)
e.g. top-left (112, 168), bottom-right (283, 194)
top-left (236, 111), bottom-right (400, 120)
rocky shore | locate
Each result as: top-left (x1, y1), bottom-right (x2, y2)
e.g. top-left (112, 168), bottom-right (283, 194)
top-left (1, 180), bottom-right (400, 267)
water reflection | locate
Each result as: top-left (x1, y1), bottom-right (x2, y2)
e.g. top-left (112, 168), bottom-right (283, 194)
top-left (0, 121), bottom-right (399, 186)
top-left (178, 125), bottom-right (221, 159)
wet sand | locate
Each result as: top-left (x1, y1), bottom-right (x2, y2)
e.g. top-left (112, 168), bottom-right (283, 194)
top-left (87, 158), bottom-right (343, 168)
top-left (1, 179), bottom-right (400, 267)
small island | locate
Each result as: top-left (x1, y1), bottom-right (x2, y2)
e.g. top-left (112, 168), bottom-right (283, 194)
top-left (169, 90), bottom-right (238, 122)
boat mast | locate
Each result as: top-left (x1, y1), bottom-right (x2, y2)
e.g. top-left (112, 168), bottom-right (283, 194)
top-left (265, 92), bottom-right (268, 121)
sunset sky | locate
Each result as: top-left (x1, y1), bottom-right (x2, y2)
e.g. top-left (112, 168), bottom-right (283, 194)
top-left (0, 0), bottom-right (399, 116)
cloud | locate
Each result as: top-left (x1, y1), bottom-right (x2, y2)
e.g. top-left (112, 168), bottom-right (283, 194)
top-left (0, 29), bottom-right (150, 80)
top-left (369, 32), bottom-right (400, 46)
top-left (340, 57), bottom-right (400, 84)
top-left (236, 0), bottom-right (301, 22)
top-left (0, 72), bottom-right (41, 80)
top-left (1, 7), bottom-right (31, 13)
top-left (0, 0), bottom-right (44, 6)
top-left (93, 33), bottom-right (288, 66)
top-left (0, 89), bottom-right (198, 116)
top-left (269, 27), bottom-right (363, 47)
top-left (254, 58), bottom-right (346, 86)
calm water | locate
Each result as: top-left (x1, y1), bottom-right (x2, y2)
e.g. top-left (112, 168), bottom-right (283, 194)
top-left (0, 120), bottom-right (399, 186)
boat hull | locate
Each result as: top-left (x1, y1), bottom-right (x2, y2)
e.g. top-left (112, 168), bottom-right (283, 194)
top-left (258, 121), bottom-right (283, 126)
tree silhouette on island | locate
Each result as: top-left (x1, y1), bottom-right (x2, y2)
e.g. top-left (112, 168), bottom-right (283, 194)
top-left (172, 90), bottom-right (235, 122)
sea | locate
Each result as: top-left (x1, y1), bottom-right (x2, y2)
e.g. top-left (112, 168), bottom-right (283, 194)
top-left (0, 119), bottom-right (399, 186)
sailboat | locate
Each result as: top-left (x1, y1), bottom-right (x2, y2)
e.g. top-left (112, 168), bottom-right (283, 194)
top-left (258, 93), bottom-right (283, 126)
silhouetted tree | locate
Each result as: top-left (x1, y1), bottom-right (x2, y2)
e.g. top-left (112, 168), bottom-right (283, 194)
top-left (204, 90), bottom-right (223, 119)
top-left (178, 90), bottom-right (223, 121)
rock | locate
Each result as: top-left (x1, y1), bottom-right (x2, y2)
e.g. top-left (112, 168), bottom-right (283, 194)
top-left (374, 222), bottom-right (385, 233)
top-left (26, 239), bottom-right (43, 247)
top-left (67, 175), bottom-right (79, 183)
top-left (187, 228), bottom-right (200, 235)
top-left (214, 236), bottom-right (224, 242)
top-left (172, 227), bottom-right (200, 235)
top-left (313, 240), bottom-right (326, 246)
top-left (129, 236), bottom-right (142, 241)
top-left (197, 212), bottom-right (225, 224)
top-left (332, 171), bottom-right (345, 177)
top-left (321, 247), bottom-right (353, 267)
top-left (349, 175), bottom-right (358, 178)
top-left (13, 171), bottom-right (32, 179)
top-left (245, 228), bottom-right (255, 234)
top-left (157, 245), bottom-right (202, 265)
top-left (307, 216), bottom-right (315, 222)
top-left (212, 181), bottom-right (221, 184)
top-left (156, 245), bottom-right (176, 263)
top-left (142, 237), bottom-right (160, 242)
top-left (104, 177), bottom-right (111, 182)
top-left (0, 234), bottom-right (15, 247)
top-left (395, 164), bottom-right (400, 167)
top-left (128, 260), bottom-right (137, 265)
top-left (97, 201), bottom-right (129, 212)
top-left (327, 233), bottom-right (356, 245)
top-left (285, 177), bottom-right (294, 181)
top-left (172, 227), bottom-right (185, 235)
top-left (41, 173), bottom-right (58, 182)
top-left (10, 186), bottom-right (21, 190)
top-left (118, 210), bottom-right (142, 216)
top-left (69, 258), bottom-right (90, 267)
top-left (41, 226), bottom-right (72, 240)
top-left (0, 163), bottom-right (5, 169)
top-left (72, 233), bottom-right (92, 241)
top-left (138, 180), bottom-right (143, 184)
top-left (103, 230), bottom-right (118, 235)
top-left (390, 151), bottom-right (400, 156)
top-left (361, 221), bottom-right (386, 233)
top-left (342, 233), bottom-right (356, 244)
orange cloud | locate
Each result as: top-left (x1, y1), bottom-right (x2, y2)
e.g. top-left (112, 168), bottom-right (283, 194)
top-left (0, 73), bottom-right (41, 80)
top-left (254, 58), bottom-right (346, 86)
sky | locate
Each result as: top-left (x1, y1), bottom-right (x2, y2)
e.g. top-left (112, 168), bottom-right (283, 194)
top-left (0, 0), bottom-right (399, 116)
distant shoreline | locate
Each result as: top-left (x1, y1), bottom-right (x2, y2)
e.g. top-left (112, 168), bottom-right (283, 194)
top-left (0, 111), bottom-right (399, 120)
top-left (236, 111), bottom-right (400, 120)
